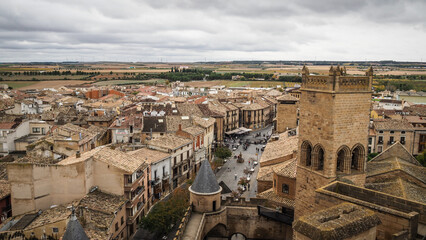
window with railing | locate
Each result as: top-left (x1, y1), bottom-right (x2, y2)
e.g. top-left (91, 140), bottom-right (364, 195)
top-left (125, 175), bottom-right (133, 184)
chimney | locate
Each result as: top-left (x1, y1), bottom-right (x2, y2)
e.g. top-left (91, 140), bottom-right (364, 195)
top-left (178, 124), bottom-right (182, 131)
top-left (76, 151), bottom-right (81, 158)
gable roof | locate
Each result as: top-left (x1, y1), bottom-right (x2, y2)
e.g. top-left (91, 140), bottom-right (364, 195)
top-left (190, 160), bottom-right (220, 194)
top-left (58, 146), bottom-right (147, 173)
top-left (370, 141), bottom-right (420, 166)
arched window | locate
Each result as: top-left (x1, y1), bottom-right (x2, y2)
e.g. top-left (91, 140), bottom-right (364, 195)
top-left (317, 147), bottom-right (324, 170)
top-left (351, 144), bottom-right (365, 171)
top-left (336, 146), bottom-right (351, 173)
top-left (312, 144), bottom-right (325, 171)
top-left (337, 149), bottom-right (345, 172)
top-left (301, 141), bottom-right (312, 167)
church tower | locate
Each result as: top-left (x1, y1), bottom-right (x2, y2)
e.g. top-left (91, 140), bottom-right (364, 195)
top-left (294, 65), bottom-right (373, 218)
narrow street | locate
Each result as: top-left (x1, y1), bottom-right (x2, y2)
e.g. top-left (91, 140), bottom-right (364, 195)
top-left (216, 125), bottom-right (273, 198)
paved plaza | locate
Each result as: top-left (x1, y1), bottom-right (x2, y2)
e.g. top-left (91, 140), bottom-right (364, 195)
top-left (216, 125), bottom-right (273, 198)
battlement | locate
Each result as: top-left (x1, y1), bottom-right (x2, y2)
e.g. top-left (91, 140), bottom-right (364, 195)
top-left (301, 65), bottom-right (373, 92)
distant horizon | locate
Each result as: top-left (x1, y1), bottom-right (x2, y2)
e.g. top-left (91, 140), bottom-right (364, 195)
top-left (1, 59), bottom-right (425, 64)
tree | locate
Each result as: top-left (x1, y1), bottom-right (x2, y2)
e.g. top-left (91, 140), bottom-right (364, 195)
top-left (214, 146), bottom-right (232, 159)
top-left (416, 151), bottom-right (426, 167)
top-left (140, 188), bottom-right (189, 234)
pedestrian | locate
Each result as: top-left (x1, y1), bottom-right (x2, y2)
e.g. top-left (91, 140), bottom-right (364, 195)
top-left (235, 174), bottom-right (237, 180)
top-left (248, 183), bottom-right (250, 190)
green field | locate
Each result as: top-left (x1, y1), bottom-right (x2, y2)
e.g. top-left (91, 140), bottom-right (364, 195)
top-left (1, 75), bottom-right (88, 81)
top-left (1, 81), bottom-right (37, 89)
top-left (94, 79), bottom-right (166, 86)
top-left (223, 81), bottom-right (298, 88)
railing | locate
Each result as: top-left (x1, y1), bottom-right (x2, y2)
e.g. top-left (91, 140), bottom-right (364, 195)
top-left (173, 206), bottom-right (192, 240)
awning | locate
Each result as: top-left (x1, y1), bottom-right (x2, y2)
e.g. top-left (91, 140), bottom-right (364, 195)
top-left (225, 127), bottom-right (252, 135)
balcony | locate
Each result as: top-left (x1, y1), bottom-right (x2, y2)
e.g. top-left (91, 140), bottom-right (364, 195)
top-left (136, 170), bottom-right (144, 180)
top-left (387, 141), bottom-right (395, 145)
top-left (400, 141), bottom-right (405, 145)
top-left (377, 140), bottom-right (383, 144)
top-left (130, 186), bottom-right (145, 201)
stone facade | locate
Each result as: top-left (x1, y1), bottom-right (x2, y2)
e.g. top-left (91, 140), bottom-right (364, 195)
top-left (295, 66), bottom-right (373, 219)
top-left (190, 189), bottom-right (222, 213)
top-left (276, 97), bottom-right (298, 133)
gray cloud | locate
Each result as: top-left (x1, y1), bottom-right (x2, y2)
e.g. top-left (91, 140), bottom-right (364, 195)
top-left (0, 0), bottom-right (425, 62)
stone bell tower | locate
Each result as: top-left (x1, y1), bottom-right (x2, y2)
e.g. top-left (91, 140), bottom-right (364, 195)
top-left (294, 65), bottom-right (373, 219)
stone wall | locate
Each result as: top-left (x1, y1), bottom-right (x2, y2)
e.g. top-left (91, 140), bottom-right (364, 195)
top-left (201, 206), bottom-right (293, 240)
top-left (257, 180), bottom-right (273, 194)
top-left (314, 182), bottom-right (423, 240)
top-left (276, 102), bottom-right (298, 133)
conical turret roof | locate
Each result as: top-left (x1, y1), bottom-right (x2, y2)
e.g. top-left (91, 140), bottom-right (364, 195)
top-left (190, 160), bottom-right (221, 194)
top-left (63, 210), bottom-right (89, 240)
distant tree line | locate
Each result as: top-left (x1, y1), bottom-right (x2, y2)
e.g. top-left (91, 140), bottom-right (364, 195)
top-left (0, 70), bottom-right (100, 76)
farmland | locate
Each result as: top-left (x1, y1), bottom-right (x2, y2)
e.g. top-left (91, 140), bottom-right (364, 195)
top-left (2, 80), bottom-right (91, 90)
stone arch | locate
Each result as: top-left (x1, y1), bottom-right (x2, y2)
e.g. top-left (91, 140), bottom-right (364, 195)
top-left (312, 144), bottom-right (325, 171)
top-left (205, 223), bottom-right (228, 238)
top-left (351, 144), bottom-right (365, 171)
top-left (300, 141), bottom-right (313, 167)
top-left (231, 232), bottom-right (247, 240)
top-left (336, 145), bottom-right (351, 174)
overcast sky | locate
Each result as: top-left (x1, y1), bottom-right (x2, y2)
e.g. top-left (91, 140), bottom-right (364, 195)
top-left (1, 0), bottom-right (425, 62)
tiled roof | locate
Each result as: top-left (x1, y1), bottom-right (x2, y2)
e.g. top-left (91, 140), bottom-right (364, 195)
top-left (276, 94), bottom-right (298, 102)
top-left (273, 158), bottom-right (297, 179)
top-left (257, 188), bottom-right (295, 209)
top-left (256, 165), bottom-right (274, 181)
top-left (147, 134), bottom-right (192, 150)
top-left (373, 119), bottom-right (414, 130)
top-left (129, 147), bottom-right (170, 164)
top-left (293, 203), bottom-right (381, 240)
top-left (260, 133), bottom-right (298, 165)
top-left (367, 156), bottom-right (425, 184)
top-left (192, 116), bottom-right (215, 129)
top-left (365, 177), bottom-right (426, 204)
top-left (182, 126), bottom-right (204, 136)
top-left (0, 122), bottom-right (18, 130)
top-left (177, 103), bottom-right (203, 117)
top-left (165, 116), bottom-right (192, 132)
top-left (26, 205), bottom-right (71, 231)
top-left (0, 180), bottom-right (10, 200)
top-left (79, 189), bottom-right (127, 215)
top-left (58, 146), bottom-right (147, 173)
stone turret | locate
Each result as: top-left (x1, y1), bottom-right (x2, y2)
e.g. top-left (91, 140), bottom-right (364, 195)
top-left (189, 160), bottom-right (222, 213)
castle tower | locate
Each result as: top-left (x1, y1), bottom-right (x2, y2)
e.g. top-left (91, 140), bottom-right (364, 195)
top-left (294, 65), bottom-right (373, 218)
top-left (189, 160), bottom-right (222, 213)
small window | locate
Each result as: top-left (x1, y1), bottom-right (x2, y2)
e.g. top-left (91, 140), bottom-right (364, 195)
top-left (32, 127), bottom-right (40, 133)
top-left (282, 184), bottom-right (289, 194)
top-left (121, 232), bottom-right (124, 238)
top-left (400, 136), bottom-right (405, 143)
top-left (273, 179), bottom-right (276, 188)
top-left (52, 228), bottom-right (59, 233)
top-left (379, 130), bottom-right (383, 134)
top-left (401, 131), bottom-right (405, 134)
top-left (115, 222), bottom-right (119, 231)
top-left (121, 216), bottom-right (124, 225)
top-left (390, 131), bottom-right (394, 134)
